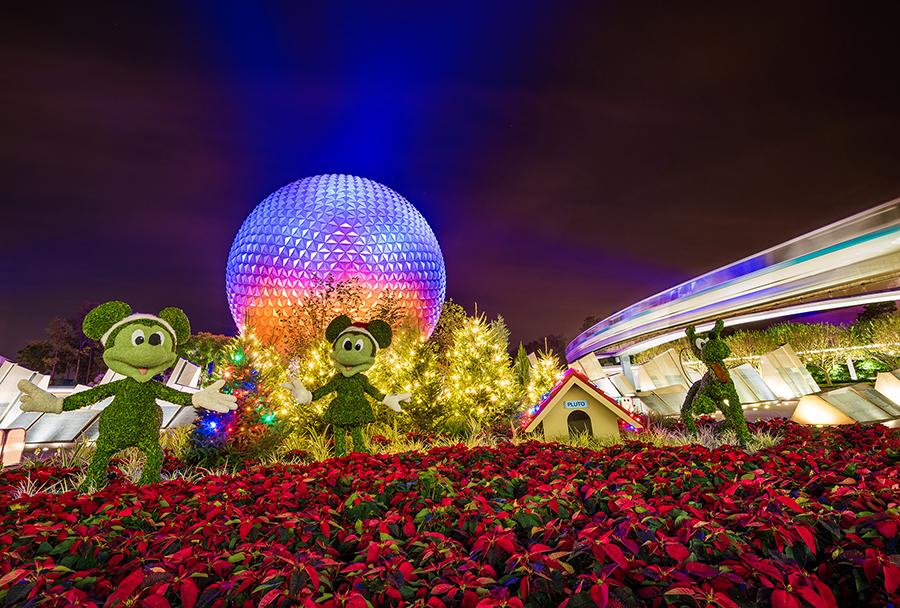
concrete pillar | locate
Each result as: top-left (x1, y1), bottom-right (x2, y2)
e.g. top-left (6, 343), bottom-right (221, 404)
top-left (847, 355), bottom-right (857, 381)
top-left (620, 354), bottom-right (637, 391)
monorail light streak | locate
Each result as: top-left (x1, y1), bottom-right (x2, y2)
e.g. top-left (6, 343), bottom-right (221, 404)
top-left (568, 199), bottom-right (900, 362)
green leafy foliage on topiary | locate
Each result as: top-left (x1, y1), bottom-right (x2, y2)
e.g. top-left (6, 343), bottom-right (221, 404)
top-left (681, 319), bottom-right (751, 446)
top-left (82, 301), bottom-right (133, 341)
top-left (282, 315), bottom-right (409, 458)
top-left (158, 307), bottom-right (191, 344)
top-left (18, 301), bottom-right (236, 490)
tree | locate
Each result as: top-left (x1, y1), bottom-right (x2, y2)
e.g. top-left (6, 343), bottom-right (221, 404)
top-left (512, 345), bottom-right (531, 395)
top-left (186, 329), bottom-right (293, 467)
top-left (425, 298), bottom-right (467, 368)
top-left (276, 274), bottom-right (362, 357)
top-left (15, 301), bottom-right (106, 385)
top-left (276, 273), bottom-right (403, 358)
top-left (14, 341), bottom-right (54, 375)
top-left (580, 316), bottom-right (601, 333)
top-left (632, 337), bottom-right (695, 366)
top-left (370, 290), bottom-right (406, 329)
top-left (766, 322), bottom-right (817, 349)
top-left (724, 329), bottom-right (778, 372)
top-left (441, 314), bottom-right (517, 425)
top-left (857, 301), bottom-right (897, 325)
top-left (178, 332), bottom-right (233, 386)
top-left (523, 333), bottom-right (568, 365)
top-left (777, 322), bottom-right (854, 386)
top-left (523, 349), bottom-right (564, 408)
top-left (858, 312), bottom-right (900, 369)
top-left (368, 320), bottom-right (444, 431)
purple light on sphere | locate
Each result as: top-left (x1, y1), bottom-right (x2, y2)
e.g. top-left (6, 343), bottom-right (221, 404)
top-left (225, 174), bottom-right (446, 340)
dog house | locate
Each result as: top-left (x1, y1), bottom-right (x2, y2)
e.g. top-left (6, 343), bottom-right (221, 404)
top-left (524, 369), bottom-right (643, 440)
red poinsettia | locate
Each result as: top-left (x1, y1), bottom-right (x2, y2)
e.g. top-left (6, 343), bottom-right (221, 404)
top-left (1, 419), bottom-right (899, 606)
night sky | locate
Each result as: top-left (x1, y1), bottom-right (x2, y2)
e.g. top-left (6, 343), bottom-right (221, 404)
top-left (3, 1), bottom-right (900, 359)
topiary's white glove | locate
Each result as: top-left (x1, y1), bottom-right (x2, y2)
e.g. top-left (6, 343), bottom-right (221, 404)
top-left (17, 379), bottom-right (64, 414)
top-left (192, 379), bottom-right (238, 413)
top-left (282, 378), bottom-right (312, 405)
top-left (382, 393), bottom-right (411, 413)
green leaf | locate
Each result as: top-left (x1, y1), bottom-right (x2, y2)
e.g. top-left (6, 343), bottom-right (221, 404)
top-left (74, 576), bottom-right (99, 589)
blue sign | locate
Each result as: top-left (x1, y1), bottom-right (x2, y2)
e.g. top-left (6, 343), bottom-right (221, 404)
top-left (564, 400), bottom-right (588, 409)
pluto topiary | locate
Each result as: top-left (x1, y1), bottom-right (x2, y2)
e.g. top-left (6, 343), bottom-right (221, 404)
top-left (681, 319), bottom-right (751, 446)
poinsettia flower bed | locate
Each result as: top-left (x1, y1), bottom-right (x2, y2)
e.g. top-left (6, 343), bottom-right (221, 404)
top-left (2, 420), bottom-right (900, 608)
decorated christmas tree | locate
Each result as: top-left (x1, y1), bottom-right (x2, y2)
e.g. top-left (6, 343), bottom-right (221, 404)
top-left (441, 313), bottom-right (517, 424)
top-left (186, 330), bottom-right (293, 467)
top-left (510, 344), bottom-right (565, 431)
top-left (368, 321), bottom-right (443, 431)
top-left (524, 349), bottom-right (565, 408)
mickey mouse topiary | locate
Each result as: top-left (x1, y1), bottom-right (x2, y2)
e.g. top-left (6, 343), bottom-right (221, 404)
top-left (681, 319), bottom-right (751, 446)
top-left (282, 315), bottom-right (410, 457)
top-left (17, 301), bottom-right (237, 490)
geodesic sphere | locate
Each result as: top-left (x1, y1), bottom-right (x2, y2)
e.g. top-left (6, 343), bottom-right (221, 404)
top-left (225, 174), bottom-right (446, 340)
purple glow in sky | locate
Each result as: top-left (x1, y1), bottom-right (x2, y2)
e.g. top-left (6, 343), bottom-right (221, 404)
top-left (1, 1), bottom-right (900, 358)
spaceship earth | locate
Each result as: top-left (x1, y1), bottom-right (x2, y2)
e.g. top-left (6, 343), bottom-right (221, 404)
top-left (225, 174), bottom-right (446, 341)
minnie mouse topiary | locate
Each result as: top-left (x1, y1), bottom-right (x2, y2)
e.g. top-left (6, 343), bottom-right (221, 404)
top-left (282, 315), bottom-right (410, 457)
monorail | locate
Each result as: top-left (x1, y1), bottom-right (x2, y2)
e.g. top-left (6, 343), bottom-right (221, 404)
top-left (567, 199), bottom-right (900, 362)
